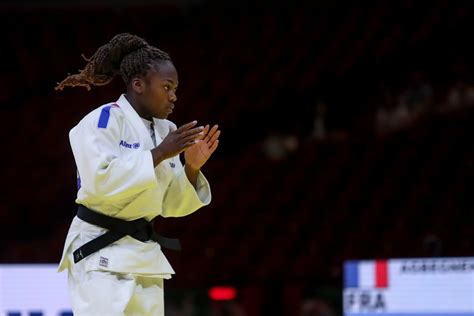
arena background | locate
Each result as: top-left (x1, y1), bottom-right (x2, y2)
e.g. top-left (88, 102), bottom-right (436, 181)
top-left (0, 0), bottom-right (473, 315)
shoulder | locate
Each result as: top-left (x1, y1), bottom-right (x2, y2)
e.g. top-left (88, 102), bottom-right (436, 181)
top-left (69, 103), bottom-right (125, 141)
top-left (77, 102), bottom-right (125, 130)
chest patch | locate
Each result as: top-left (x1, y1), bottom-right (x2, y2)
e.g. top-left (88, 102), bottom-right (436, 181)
top-left (99, 256), bottom-right (109, 268)
top-left (120, 140), bottom-right (140, 149)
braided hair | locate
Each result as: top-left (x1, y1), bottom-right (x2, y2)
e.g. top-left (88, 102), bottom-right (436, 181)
top-left (55, 33), bottom-right (171, 91)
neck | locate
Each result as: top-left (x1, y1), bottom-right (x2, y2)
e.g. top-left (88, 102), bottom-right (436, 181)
top-left (124, 93), bottom-right (152, 120)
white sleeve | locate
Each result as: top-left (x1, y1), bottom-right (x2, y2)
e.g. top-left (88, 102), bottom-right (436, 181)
top-left (161, 166), bottom-right (211, 218)
top-left (70, 109), bottom-right (157, 204)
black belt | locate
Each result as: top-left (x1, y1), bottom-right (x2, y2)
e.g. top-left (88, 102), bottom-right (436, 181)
top-left (73, 205), bottom-right (181, 264)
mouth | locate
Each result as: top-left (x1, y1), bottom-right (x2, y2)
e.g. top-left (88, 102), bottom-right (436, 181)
top-left (167, 104), bottom-right (175, 114)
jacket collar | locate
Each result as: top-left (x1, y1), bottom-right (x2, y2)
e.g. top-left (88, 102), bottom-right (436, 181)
top-left (115, 94), bottom-right (155, 149)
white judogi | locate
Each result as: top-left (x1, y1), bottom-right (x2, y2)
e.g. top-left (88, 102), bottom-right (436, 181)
top-left (58, 94), bottom-right (211, 315)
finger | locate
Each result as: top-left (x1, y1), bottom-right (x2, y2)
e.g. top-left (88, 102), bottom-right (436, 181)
top-left (179, 126), bottom-right (204, 138)
top-left (204, 125), bottom-right (219, 142)
top-left (209, 139), bottom-right (219, 154)
top-left (183, 139), bottom-right (199, 149)
top-left (208, 130), bottom-right (220, 145)
top-left (207, 134), bottom-right (219, 150)
top-left (198, 124), bottom-right (210, 140)
top-left (176, 120), bottom-right (198, 132)
top-left (206, 125), bottom-right (219, 139)
top-left (181, 133), bottom-right (202, 145)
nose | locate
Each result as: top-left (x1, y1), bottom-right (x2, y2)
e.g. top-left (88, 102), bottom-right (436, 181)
top-left (169, 91), bottom-right (177, 102)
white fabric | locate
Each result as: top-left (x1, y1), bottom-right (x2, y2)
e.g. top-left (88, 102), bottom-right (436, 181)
top-left (141, 117), bottom-right (156, 146)
top-left (67, 236), bottom-right (165, 316)
top-left (58, 94), bottom-right (212, 313)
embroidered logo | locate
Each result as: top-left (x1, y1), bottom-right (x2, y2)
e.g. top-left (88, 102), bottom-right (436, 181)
top-left (169, 162), bottom-right (175, 168)
top-left (119, 140), bottom-right (140, 149)
top-left (99, 256), bottom-right (109, 268)
top-left (74, 250), bottom-right (84, 262)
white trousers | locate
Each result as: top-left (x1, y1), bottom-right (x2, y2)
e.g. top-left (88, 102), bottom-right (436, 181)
top-left (68, 263), bottom-right (164, 316)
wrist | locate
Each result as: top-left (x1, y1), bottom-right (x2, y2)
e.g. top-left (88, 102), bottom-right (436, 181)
top-left (184, 164), bottom-right (200, 188)
top-left (151, 147), bottom-right (166, 167)
top-left (185, 163), bottom-right (200, 173)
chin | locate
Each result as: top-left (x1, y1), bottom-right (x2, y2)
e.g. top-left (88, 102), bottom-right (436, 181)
top-left (156, 113), bottom-right (169, 120)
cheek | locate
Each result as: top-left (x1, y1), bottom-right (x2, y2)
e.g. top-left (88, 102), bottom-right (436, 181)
top-left (157, 90), bottom-right (169, 103)
top-left (148, 87), bottom-right (165, 102)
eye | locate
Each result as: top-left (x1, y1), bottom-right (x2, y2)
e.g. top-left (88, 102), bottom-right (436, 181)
top-left (163, 85), bottom-right (170, 91)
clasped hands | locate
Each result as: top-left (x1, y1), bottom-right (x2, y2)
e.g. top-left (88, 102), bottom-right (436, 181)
top-left (151, 121), bottom-right (220, 170)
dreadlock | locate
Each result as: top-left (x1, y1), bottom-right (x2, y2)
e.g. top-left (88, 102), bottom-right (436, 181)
top-left (55, 33), bottom-right (171, 91)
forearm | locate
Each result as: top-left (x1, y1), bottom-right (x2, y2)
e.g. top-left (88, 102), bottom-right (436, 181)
top-left (161, 168), bottom-right (211, 217)
top-left (151, 147), bottom-right (166, 167)
top-left (152, 147), bottom-right (200, 188)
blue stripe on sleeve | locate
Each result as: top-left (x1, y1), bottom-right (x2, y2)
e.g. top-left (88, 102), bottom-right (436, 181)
top-left (344, 261), bottom-right (359, 288)
top-left (98, 105), bottom-right (112, 128)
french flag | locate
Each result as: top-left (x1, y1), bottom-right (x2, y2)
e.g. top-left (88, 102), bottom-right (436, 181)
top-left (344, 260), bottom-right (389, 288)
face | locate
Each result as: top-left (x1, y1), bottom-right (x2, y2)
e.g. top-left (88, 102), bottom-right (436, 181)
top-left (132, 60), bottom-right (179, 120)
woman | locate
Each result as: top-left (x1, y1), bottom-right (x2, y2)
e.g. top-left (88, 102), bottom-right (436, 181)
top-left (56, 33), bottom-right (220, 315)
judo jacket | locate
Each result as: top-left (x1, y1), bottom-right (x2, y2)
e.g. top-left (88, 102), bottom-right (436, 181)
top-left (58, 94), bottom-right (211, 278)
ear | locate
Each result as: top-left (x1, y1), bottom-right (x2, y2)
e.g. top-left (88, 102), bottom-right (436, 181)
top-left (131, 77), bottom-right (146, 94)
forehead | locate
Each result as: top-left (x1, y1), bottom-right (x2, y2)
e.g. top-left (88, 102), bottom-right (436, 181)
top-left (148, 60), bottom-right (178, 84)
